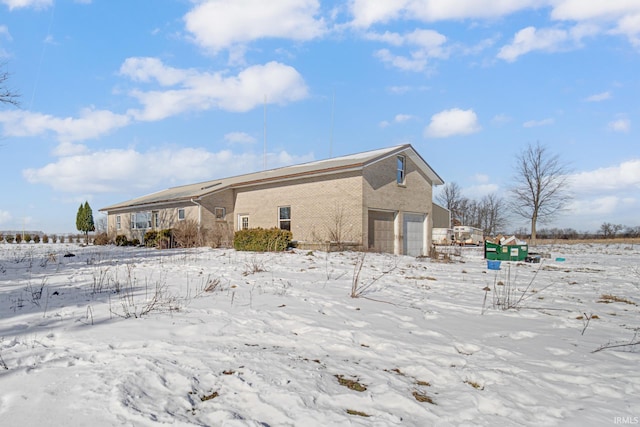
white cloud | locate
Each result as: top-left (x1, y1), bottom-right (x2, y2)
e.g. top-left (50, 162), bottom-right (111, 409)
top-left (385, 85), bottom-right (431, 94)
top-left (374, 48), bottom-right (428, 72)
top-left (0, 108), bottom-right (131, 142)
top-left (424, 108), bottom-right (481, 138)
top-left (367, 28), bottom-right (448, 71)
top-left (0, 209), bottom-right (11, 225)
top-left (120, 57), bottom-right (197, 87)
top-left (348, 1), bottom-right (640, 53)
top-left (497, 26), bottom-right (570, 62)
top-left (585, 91), bottom-right (612, 102)
top-left (184, 0), bottom-right (326, 54)
top-left (550, 1), bottom-right (640, 46)
top-left (491, 113), bottom-right (512, 125)
top-left (566, 196), bottom-right (625, 217)
top-left (461, 36), bottom-right (500, 56)
top-left (550, 1), bottom-right (640, 22)
top-left (348, 2), bottom-right (405, 28)
top-left (608, 118), bottom-right (631, 133)
top-left (0, 25), bottom-right (10, 40)
top-left (349, 0), bottom-right (544, 27)
top-left (412, 0), bottom-right (545, 21)
top-left (53, 142), bottom-right (89, 157)
top-left (394, 114), bottom-right (414, 123)
top-left (364, 30), bottom-right (405, 46)
top-left (472, 173), bottom-right (490, 184)
top-left (462, 174), bottom-right (498, 198)
top-left (1, 0), bottom-right (51, 10)
top-left (551, 158), bottom-right (640, 229)
top-left (405, 29), bottom-right (448, 56)
top-left (379, 113), bottom-right (415, 128)
top-left (569, 159), bottom-right (640, 194)
top-left (23, 147), bottom-right (315, 193)
top-left (123, 59), bottom-right (309, 121)
top-left (613, 12), bottom-right (640, 46)
top-left (0, 26), bottom-right (9, 58)
top-left (0, 59), bottom-right (308, 143)
top-left (464, 183), bottom-right (499, 198)
top-left (224, 132), bottom-right (257, 145)
top-left (523, 118), bottom-right (555, 128)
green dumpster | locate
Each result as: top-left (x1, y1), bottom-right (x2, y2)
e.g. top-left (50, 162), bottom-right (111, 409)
top-left (484, 241), bottom-right (528, 261)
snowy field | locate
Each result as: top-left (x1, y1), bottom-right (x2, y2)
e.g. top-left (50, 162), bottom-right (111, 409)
top-left (0, 242), bottom-right (638, 426)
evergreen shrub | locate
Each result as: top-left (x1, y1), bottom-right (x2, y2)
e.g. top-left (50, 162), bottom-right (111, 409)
top-left (144, 229), bottom-right (172, 248)
top-left (233, 228), bottom-right (292, 252)
top-left (115, 235), bottom-right (129, 246)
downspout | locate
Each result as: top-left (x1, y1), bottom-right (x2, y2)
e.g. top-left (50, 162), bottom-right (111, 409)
top-left (190, 197), bottom-right (203, 246)
top-left (190, 197), bottom-right (203, 228)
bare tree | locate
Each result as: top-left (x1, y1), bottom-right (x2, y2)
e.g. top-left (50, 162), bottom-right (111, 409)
top-left (1, 61), bottom-right (20, 107)
top-left (456, 197), bottom-right (473, 227)
top-left (326, 203), bottom-right (353, 245)
top-left (436, 182), bottom-right (465, 227)
top-left (477, 193), bottom-right (508, 236)
top-left (599, 222), bottom-right (623, 239)
top-left (509, 142), bottom-right (571, 243)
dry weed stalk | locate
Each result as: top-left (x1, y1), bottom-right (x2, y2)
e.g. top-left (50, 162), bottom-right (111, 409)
top-left (350, 252), bottom-right (397, 298)
top-left (593, 329), bottom-right (640, 353)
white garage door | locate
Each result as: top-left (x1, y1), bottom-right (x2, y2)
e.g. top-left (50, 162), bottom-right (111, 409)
top-left (403, 213), bottom-right (425, 256)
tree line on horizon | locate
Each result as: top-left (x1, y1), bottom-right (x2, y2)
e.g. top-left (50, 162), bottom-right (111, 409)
top-left (437, 142), bottom-right (638, 241)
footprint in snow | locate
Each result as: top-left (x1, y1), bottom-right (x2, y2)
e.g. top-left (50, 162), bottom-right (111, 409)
top-left (455, 343), bottom-right (482, 356)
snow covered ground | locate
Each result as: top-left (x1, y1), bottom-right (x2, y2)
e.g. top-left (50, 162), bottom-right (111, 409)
top-left (0, 242), bottom-right (638, 426)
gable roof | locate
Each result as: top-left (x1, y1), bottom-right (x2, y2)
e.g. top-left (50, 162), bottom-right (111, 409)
top-left (100, 144), bottom-right (444, 212)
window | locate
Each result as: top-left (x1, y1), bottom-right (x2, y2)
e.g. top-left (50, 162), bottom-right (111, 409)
top-left (239, 215), bottom-right (249, 230)
top-left (278, 206), bottom-right (291, 231)
top-left (131, 212), bottom-right (151, 229)
top-left (397, 155), bottom-right (406, 185)
top-left (178, 208), bottom-right (185, 221)
top-left (151, 211), bottom-right (159, 228)
top-left (116, 215), bottom-right (121, 230)
top-left (214, 207), bottom-right (226, 219)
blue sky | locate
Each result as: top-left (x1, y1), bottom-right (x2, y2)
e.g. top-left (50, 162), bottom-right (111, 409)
top-left (0, 0), bottom-right (638, 235)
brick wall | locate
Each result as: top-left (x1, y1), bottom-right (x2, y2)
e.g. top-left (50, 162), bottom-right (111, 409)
top-left (363, 153), bottom-right (434, 253)
top-left (233, 170), bottom-right (364, 244)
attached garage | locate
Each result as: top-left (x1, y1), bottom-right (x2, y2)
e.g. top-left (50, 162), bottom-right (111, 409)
top-left (368, 210), bottom-right (395, 253)
top-left (403, 213), bottom-right (426, 256)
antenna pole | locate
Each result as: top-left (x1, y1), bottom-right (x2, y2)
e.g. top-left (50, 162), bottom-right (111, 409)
top-left (263, 94), bottom-right (267, 170)
top-left (330, 89), bottom-right (335, 158)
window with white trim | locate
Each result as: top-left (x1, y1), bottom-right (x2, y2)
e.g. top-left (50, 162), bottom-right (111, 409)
top-left (131, 212), bottom-right (151, 229)
top-left (178, 208), bottom-right (185, 220)
top-left (116, 215), bottom-right (121, 230)
top-left (239, 215), bottom-right (249, 230)
top-left (397, 155), bottom-right (406, 185)
top-left (214, 207), bottom-right (226, 219)
top-left (278, 206), bottom-right (291, 231)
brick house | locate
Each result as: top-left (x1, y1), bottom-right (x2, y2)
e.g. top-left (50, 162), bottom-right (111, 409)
top-left (99, 144), bottom-right (444, 256)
